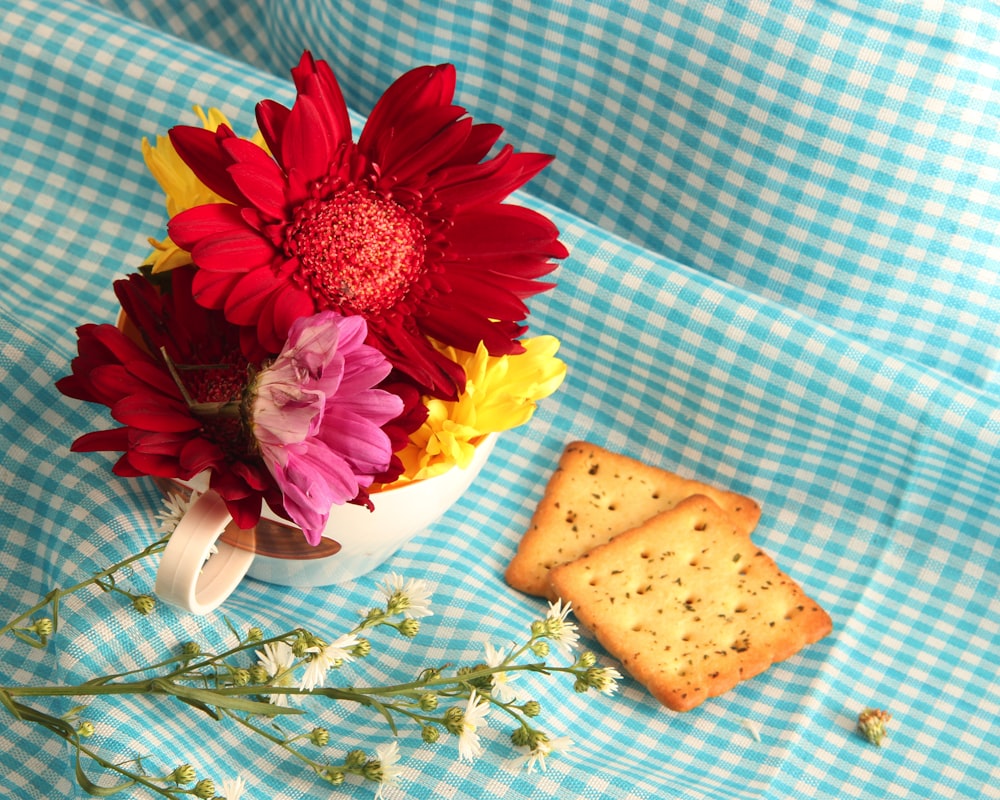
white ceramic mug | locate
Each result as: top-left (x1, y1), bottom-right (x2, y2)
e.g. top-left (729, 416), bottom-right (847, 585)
top-left (154, 433), bottom-right (497, 614)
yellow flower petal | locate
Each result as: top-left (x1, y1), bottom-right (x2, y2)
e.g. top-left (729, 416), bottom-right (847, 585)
top-left (142, 107), bottom-right (265, 273)
top-left (390, 336), bottom-right (565, 483)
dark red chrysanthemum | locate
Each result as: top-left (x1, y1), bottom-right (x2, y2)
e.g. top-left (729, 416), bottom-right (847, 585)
top-left (56, 268), bottom-right (283, 528)
top-left (167, 51), bottom-right (566, 400)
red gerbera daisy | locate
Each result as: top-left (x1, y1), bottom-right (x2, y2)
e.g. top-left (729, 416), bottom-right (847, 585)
top-left (56, 269), bottom-right (281, 528)
top-left (167, 51), bottom-right (566, 399)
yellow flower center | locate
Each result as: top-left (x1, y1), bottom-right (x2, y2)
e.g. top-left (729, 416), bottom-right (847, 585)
top-left (289, 188), bottom-right (426, 315)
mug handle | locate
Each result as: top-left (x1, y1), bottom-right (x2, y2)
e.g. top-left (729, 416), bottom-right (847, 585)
top-left (154, 491), bottom-right (256, 615)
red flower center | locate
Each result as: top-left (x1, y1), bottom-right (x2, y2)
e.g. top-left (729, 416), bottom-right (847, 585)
top-left (289, 188), bottom-right (427, 316)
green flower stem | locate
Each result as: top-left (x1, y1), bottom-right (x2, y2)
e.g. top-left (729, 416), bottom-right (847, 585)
top-left (0, 535), bottom-right (170, 642)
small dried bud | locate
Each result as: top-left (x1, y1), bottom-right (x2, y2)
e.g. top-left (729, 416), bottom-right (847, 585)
top-left (443, 706), bottom-right (465, 735)
top-left (181, 641), bottom-right (201, 657)
top-left (421, 725), bottom-right (440, 743)
top-left (522, 700), bottom-right (542, 717)
top-left (344, 749), bottom-right (368, 769)
top-left (418, 692), bottom-right (438, 711)
top-left (309, 728), bottom-right (330, 747)
top-left (352, 638), bottom-right (371, 658)
top-left (76, 721), bottom-right (95, 738)
top-left (246, 626), bottom-right (264, 643)
top-left (530, 620), bottom-right (547, 637)
top-left (248, 665), bottom-right (269, 684)
top-left (230, 668), bottom-right (251, 687)
top-left (32, 618), bottom-right (54, 637)
top-left (170, 764), bottom-right (197, 785)
top-left (192, 778), bottom-right (216, 798)
top-left (132, 595), bottom-right (156, 615)
top-left (398, 618), bottom-right (420, 638)
top-left (858, 708), bottom-right (891, 746)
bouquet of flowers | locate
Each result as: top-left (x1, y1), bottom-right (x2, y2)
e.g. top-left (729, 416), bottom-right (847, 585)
top-left (0, 54), bottom-right (624, 800)
top-left (56, 51), bottom-right (567, 544)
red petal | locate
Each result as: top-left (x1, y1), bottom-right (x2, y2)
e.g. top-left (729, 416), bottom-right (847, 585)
top-left (435, 151), bottom-right (554, 210)
top-left (453, 123), bottom-right (503, 163)
top-left (191, 226), bottom-right (277, 274)
top-left (448, 206), bottom-right (567, 258)
top-left (359, 64), bottom-right (456, 157)
top-left (70, 428), bottom-right (130, 453)
top-left (290, 52), bottom-right (352, 149)
top-left (168, 125), bottom-right (243, 203)
top-left (169, 204), bottom-right (245, 251)
top-left (255, 99), bottom-right (291, 168)
top-left (191, 268), bottom-right (242, 310)
top-left (221, 138), bottom-right (288, 221)
top-left (380, 115), bottom-right (473, 189)
top-left (111, 395), bottom-right (201, 432)
top-left (224, 268), bottom-right (282, 326)
top-left (281, 94), bottom-right (332, 185)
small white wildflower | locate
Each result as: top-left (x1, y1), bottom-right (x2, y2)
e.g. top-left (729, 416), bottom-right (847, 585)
top-left (483, 641), bottom-right (519, 703)
top-left (380, 573), bottom-right (434, 618)
top-left (255, 641), bottom-right (297, 706)
top-left (456, 690), bottom-right (491, 762)
top-left (742, 718), bottom-right (762, 743)
top-left (512, 733), bottom-right (573, 773)
top-left (300, 633), bottom-right (362, 692)
top-left (590, 665), bottom-right (623, 695)
top-left (155, 492), bottom-right (198, 533)
top-left (544, 599), bottom-right (580, 654)
top-left (218, 775), bottom-right (246, 799)
top-left (373, 740), bottom-right (403, 799)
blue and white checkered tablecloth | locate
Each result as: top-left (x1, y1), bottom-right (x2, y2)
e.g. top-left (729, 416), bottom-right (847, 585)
top-left (1, 1), bottom-right (997, 799)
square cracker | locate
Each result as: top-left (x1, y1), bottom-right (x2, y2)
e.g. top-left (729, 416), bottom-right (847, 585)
top-left (504, 441), bottom-right (761, 597)
top-left (549, 495), bottom-right (832, 712)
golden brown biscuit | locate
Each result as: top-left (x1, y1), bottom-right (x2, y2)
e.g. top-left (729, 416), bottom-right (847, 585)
top-left (504, 441), bottom-right (761, 597)
top-left (549, 495), bottom-right (832, 711)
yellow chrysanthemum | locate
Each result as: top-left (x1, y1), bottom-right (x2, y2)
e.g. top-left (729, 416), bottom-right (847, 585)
top-left (142, 107), bottom-right (265, 273)
top-left (393, 336), bottom-right (566, 482)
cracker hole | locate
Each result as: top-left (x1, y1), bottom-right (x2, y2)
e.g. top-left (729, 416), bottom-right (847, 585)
top-left (694, 522), bottom-right (707, 531)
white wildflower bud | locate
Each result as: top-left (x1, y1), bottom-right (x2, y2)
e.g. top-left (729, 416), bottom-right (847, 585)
top-left (309, 728), bottom-right (330, 747)
top-left (76, 721), bottom-right (95, 738)
top-left (522, 700), bottom-right (542, 717)
top-left (418, 692), bottom-right (438, 711)
top-left (181, 641), bottom-right (201, 657)
top-left (530, 640), bottom-right (550, 657)
top-left (398, 618), bottom-right (420, 638)
top-left (170, 764), bottom-right (197, 785)
top-left (443, 706), bottom-right (465, 735)
top-left (577, 651), bottom-right (597, 668)
top-left (248, 665), bottom-right (269, 684)
top-left (421, 725), bottom-right (440, 743)
top-left (192, 778), bottom-right (216, 798)
top-left (246, 627), bottom-right (264, 643)
top-left (322, 767), bottom-right (345, 785)
top-left (132, 595), bottom-right (156, 615)
top-left (352, 638), bottom-right (371, 657)
top-left (231, 668), bottom-right (251, 687)
top-left (32, 618), bottom-right (54, 637)
top-left (344, 749), bottom-right (368, 769)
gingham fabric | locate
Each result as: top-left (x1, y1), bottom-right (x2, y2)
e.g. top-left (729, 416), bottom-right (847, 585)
top-left (1, 1), bottom-right (997, 799)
